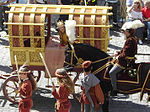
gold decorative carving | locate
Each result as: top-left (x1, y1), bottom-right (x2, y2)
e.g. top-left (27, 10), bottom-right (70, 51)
top-left (29, 51), bottom-right (42, 63)
top-left (13, 51), bottom-right (26, 63)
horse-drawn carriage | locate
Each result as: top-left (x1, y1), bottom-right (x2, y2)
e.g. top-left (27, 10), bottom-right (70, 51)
top-left (0, 4), bottom-right (112, 104)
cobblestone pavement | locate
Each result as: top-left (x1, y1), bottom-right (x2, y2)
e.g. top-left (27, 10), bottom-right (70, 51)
top-left (0, 26), bottom-right (150, 112)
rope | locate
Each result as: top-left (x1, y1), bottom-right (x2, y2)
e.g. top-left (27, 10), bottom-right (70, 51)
top-left (92, 62), bottom-right (110, 75)
top-left (92, 56), bottom-right (113, 64)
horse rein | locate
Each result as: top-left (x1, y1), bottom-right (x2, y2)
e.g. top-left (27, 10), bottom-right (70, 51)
top-left (64, 44), bottom-right (114, 74)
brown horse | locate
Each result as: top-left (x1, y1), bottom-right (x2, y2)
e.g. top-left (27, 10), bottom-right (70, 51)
top-left (64, 43), bottom-right (150, 112)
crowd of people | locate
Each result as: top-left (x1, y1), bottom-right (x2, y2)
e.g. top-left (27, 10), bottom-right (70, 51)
top-left (126, 0), bottom-right (150, 44)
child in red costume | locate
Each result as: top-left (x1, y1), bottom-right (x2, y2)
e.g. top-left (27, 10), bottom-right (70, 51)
top-left (18, 66), bottom-right (37, 112)
top-left (52, 68), bottom-right (75, 112)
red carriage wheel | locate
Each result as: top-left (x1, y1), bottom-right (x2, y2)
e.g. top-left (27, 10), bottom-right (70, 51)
top-left (3, 76), bottom-right (19, 104)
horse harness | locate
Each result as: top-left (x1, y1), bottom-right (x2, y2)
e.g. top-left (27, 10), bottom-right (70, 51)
top-left (64, 44), bottom-right (113, 74)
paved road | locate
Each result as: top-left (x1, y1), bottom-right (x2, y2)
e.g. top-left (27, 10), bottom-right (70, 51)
top-left (0, 26), bottom-right (150, 112)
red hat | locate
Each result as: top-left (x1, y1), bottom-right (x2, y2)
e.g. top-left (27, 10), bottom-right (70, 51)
top-left (55, 68), bottom-right (68, 78)
top-left (82, 61), bottom-right (92, 69)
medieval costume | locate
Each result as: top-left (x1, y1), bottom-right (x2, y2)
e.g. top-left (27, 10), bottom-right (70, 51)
top-left (52, 68), bottom-right (75, 112)
top-left (109, 20), bottom-right (144, 95)
top-left (52, 84), bottom-right (71, 112)
top-left (57, 20), bottom-right (76, 46)
top-left (18, 65), bottom-right (37, 112)
top-left (19, 79), bottom-right (33, 112)
top-left (80, 61), bottom-right (104, 112)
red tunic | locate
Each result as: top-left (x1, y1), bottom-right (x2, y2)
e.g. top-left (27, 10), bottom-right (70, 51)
top-left (117, 36), bottom-right (137, 68)
top-left (80, 84), bottom-right (104, 110)
top-left (52, 84), bottom-right (71, 112)
top-left (19, 80), bottom-right (33, 112)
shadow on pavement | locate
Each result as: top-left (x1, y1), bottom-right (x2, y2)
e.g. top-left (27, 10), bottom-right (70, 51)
top-left (108, 44), bottom-right (122, 50)
top-left (0, 65), bottom-right (12, 73)
top-left (110, 28), bottom-right (121, 37)
top-left (0, 38), bottom-right (9, 46)
top-left (110, 99), bottom-right (150, 111)
top-left (0, 96), bottom-right (8, 107)
top-left (110, 94), bottom-right (129, 99)
top-left (33, 87), bottom-right (81, 112)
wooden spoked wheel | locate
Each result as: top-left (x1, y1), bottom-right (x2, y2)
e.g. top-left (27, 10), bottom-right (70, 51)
top-left (3, 76), bottom-right (19, 104)
top-left (3, 71), bottom-right (41, 104)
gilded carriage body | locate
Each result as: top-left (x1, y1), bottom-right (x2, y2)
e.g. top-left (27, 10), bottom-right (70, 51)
top-left (5, 4), bottom-right (112, 76)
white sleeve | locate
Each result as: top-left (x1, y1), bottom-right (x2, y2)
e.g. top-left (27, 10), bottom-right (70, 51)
top-left (139, 12), bottom-right (143, 20)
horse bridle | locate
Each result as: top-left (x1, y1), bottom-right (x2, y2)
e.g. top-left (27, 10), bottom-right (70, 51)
top-left (64, 44), bottom-right (84, 67)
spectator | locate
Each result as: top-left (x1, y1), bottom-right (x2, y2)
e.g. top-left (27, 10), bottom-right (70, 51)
top-left (0, 0), bottom-right (16, 31)
top-left (142, 0), bottom-right (150, 43)
top-left (106, 0), bottom-right (119, 25)
top-left (58, 0), bottom-right (71, 22)
top-left (126, 0), bottom-right (134, 8)
top-left (80, 0), bottom-right (97, 6)
top-left (17, 0), bottom-right (35, 4)
top-left (127, 0), bottom-right (145, 44)
top-left (126, 0), bottom-right (144, 11)
top-left (34, 0), bottom-right (46, 4)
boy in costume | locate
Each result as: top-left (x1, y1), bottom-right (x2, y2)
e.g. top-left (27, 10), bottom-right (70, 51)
top-left (80, 61), bottom-right (104, 112)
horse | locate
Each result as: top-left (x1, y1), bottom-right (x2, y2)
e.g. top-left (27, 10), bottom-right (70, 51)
top-left (63, 43), bottom-right (150, 112)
